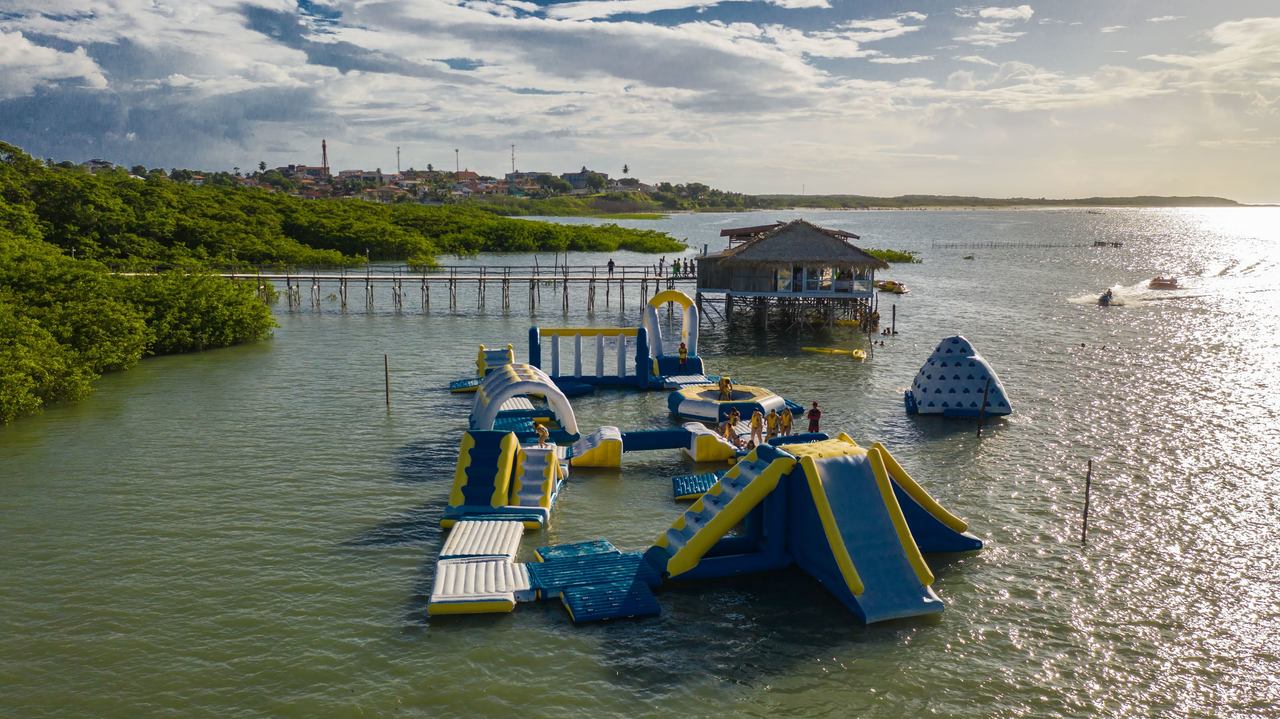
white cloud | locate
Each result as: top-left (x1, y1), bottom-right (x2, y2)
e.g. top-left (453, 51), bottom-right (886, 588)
top-left (837, 13), bottom-right (927, 42)
top-left (1101, 25), bottom-right (1126, 34)
top-left (0, 30), bottom-right (108, 99)
top-left (954, 5), bottom-right (1035, 47)
top-left (956, 54), bottom-right (998, 66)
top-left (767, 0), bottom-right (831, 8)
top-left (544, 0), bottom-right (828, 21)
top-left (870, 55), bottom-right (933, 64)
top-left (1147, 16), bottom-right (1185, 24)
top-left (977, 5), bottom-right (1034, 21)
top-left (545, 0), bottom-right (719, 21)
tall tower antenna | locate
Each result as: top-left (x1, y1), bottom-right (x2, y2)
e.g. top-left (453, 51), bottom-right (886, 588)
top-left (511, 144), bottom-right (516, 174)
top-left (454, 148), bottom-right (459, 173)
top-left (396, 146), bottom-right (401, 174)
top-left (322, 139), bottom-right (329, 176)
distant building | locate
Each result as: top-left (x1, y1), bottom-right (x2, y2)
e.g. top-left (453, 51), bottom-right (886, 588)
top-left (505, 171), bottom-right (553, 184)
top-left (338, 168), bottom-right (386, 184)
top-left (454, 170), bottom-right (481, 182)
top-left (81, 159), bottom-right (115, 173)
top-left (560, 166), bottom-right (608, 190)
top-left (276, 164), bottom-right (330, 180)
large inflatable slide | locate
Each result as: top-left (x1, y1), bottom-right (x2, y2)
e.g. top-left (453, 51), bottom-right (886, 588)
top-left (645, 435), bottom-right (981, 623)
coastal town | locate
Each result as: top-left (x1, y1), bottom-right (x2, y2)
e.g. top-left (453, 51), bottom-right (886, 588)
top-left (78, 140), bottom-right (657, 204)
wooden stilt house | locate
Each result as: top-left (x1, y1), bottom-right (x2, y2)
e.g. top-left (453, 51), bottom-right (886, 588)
top-left (695, 219), bottom-right (888, 326)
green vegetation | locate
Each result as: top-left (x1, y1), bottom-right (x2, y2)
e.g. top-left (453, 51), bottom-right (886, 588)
top-left (750, 194), bottom-right (1240, 210)
top-left (0, 228), bottom-right (276, 424)
top-left (470, 187), bottom-right (1238, 217)
top-left (0, 141), bottom-right (684, 423)
top-left (865, 248), bottom-right (921, 263)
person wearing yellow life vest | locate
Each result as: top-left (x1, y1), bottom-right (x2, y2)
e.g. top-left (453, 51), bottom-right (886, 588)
top-left (765, 408), bottom-right (779, 440)
top-left (750, 409), bottom-right (765, 446)
top-left (779, 407), bottom-right (793, 437)
top-left (718, 376), bottom-right (733, 401)
top-left (678, 342), bottom-right (688, 371)
top-left (535, 422), bottom-right (550, 448)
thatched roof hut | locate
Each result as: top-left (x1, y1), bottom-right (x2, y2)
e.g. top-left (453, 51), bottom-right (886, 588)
top-left (698, 220), bottom-right (886, 295)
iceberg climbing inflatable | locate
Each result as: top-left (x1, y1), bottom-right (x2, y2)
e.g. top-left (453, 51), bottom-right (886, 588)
top-left (904, 335), bottom-right (1012, 417)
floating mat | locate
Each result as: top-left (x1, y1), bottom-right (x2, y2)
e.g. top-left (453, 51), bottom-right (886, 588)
top-left (671, 472), bottom-right (722, 500)
top-left (561, 580), bottom-right (661, 624)
top-left (439, 520), bottom-right (524, 561)
top-left (449, 377), bottom-right (481, 393)
top-left (527, 551), bottom-right (662, 597)
top-left (428, 558), bottom-right (533, 615)
top-left (663, 374), bottom-right (712, 389)
top-left (535, 540), bottom-right (619, 562)
top-left (442, 509), bottom-right (549, 529)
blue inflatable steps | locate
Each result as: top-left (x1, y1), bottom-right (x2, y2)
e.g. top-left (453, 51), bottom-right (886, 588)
top-left (527, 542), bottom-right (663, 624)
top-left (671, 471), bottom-right (724, 500)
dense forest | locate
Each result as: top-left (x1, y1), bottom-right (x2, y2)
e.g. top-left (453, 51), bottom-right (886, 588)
top-left (0, 141), bottom-right (683, 423)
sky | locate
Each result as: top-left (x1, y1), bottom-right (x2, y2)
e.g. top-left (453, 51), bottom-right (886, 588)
top-left (1, 1), bottom-right (1278, 201)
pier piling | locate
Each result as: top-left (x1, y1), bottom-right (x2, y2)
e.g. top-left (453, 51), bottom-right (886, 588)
top-left (1081, 459), bottom-right (1093, 546)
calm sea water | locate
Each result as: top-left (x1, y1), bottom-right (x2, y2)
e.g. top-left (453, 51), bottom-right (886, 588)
top-left (3, 209), bottom-right (1278, 718)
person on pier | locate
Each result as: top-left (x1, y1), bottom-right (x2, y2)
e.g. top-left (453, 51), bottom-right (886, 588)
top-left (607, 258), bottom-right (615, 277)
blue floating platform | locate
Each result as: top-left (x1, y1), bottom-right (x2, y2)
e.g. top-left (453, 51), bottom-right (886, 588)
top-left (561, 580), bottom-right (661, 624)
top-left (535, 539), bottom-right (619, 562)
top-left (492, 416), bottom-right (536, 434)
top-left (671, 472), bottom-right (722, 500)
top-left (527, 551), bottom-right (662, 597)
top-left (449, 377), bottom-right (481, 393)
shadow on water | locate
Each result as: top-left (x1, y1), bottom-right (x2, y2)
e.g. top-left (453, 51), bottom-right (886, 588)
top-left (391, 437), bottom-right (459, 484)
top-left (584, 567), bottom-right (943, 697)
top-left (344, 503), bottom-right (444, 549)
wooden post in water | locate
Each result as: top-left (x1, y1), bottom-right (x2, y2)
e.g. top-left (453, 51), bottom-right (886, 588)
top-left (977, 377), bottom-right (991, 436)
top-left (891, 303), bottom-right (896, 334)
top-left (384, 354), bottom-right (391, 409)
top-left (1081, 459), bottom-right (1093, 546)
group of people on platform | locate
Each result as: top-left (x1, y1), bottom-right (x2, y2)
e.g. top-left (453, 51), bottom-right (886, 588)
top-left (718, 399), bottom-right (823, 451)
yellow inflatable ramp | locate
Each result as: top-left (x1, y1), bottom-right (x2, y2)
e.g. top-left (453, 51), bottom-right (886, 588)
top-left (651, 445), bottom-right (796, 578)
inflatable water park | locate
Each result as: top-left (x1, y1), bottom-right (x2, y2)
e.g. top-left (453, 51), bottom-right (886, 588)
top-left (428, 291), bottom-right (999, 625)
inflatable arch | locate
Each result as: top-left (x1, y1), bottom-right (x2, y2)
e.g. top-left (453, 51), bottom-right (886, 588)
top-left (643, 290), bottom-right (703, 379)
top-left (643, 290), bottom-right (699, 359)
top-left (471, 364), bottom-right (581, 441)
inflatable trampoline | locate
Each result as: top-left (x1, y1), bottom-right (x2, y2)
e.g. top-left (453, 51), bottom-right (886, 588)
top-left (667, 384), bottom-right (788, 423)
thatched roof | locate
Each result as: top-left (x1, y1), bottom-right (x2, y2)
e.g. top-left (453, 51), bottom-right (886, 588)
top-left (709, 220), bottom-right (888, 269)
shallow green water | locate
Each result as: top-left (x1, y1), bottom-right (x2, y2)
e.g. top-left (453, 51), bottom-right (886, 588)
top-left (3, 209), bottom-right (1279, 718)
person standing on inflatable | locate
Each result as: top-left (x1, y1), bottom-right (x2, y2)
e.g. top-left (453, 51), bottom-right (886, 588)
top-left (780, 407), bottom-right (793, 436)
top-left (750, 409), bottom-right (765, 446)
top-left (678, 341), bottom-right (688, 370)
top-left (718, 376), bottom-right (733, 401)
top-left (765, 408), bottom-right (779, 440)
top-left (807, 401), bottom-right (822, 433)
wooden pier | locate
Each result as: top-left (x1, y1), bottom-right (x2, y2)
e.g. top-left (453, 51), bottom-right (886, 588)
top-left (225, 264), bottom-right (698, 313)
